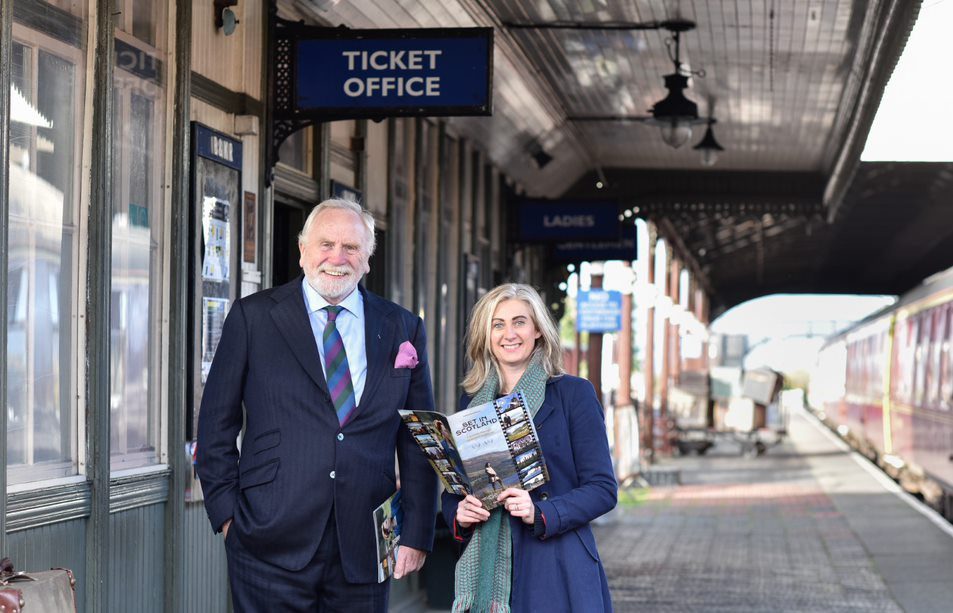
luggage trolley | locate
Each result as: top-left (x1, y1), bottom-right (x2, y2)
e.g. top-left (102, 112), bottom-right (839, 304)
top-left (674, 368), bottom-right (788, 457)
top-left (726, 368), bottom-right (787, 456)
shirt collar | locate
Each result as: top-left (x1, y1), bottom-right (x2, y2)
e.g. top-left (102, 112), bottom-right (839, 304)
top-left (301, 277), bottom-right (362, 317)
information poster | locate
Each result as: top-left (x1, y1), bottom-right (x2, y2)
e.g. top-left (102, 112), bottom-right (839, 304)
top-left (189, 123), bottom-right (242, 443)
top-left (202, 196), bottom-right (230, 281)
top-left (243, 191), bottom-right (257, 265)
top-left (201, 297), bottom-right (229, 383)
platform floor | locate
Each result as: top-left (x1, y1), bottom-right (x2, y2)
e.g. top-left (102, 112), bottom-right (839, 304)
top-left (596, 406), bottom-right (953, 612)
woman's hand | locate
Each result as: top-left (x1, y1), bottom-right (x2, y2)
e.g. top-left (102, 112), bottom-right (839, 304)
top-left (497, 488), bottom-right (534, 525)
top-left (456, 494), bottom-right (491, 528)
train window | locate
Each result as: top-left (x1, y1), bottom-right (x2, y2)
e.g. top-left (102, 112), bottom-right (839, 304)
top-left (893, 317), bottom-right (917, 405)
top-left (929, 307), bottom-right (944, 408)
top-left (6, 22), bottom-right (87, 485)
top-left (109, 5), bottom-right (169, 471)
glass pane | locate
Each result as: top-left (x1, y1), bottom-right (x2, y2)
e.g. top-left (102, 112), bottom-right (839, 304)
top-left (110, 61), bottom-right (166, 469)
top-left (7, 6), bottom-right (87, 484)
top-left (278, 128), bottom-right (308, 172)
top-left (132, 0), bottom-right (156, 46)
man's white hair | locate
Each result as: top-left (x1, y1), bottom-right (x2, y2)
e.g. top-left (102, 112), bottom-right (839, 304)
top-left (298, 198), bottom-right (376, 257)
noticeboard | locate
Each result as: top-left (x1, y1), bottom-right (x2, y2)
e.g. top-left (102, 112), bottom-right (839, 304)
top-left (577, 290), bottom-right (623, 333)
top-left (187, 123), bottom-right (243, 446)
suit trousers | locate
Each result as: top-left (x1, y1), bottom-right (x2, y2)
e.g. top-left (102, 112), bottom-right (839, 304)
top-left (226, 508), bottom-right (390, 612)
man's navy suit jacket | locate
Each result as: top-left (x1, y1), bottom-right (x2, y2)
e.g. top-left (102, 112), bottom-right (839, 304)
top-left (196, 277), bottom-right (438, 583)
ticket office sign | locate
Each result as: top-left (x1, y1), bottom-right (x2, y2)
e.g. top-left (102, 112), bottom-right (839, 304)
top-left (290, 27), bottom-right (493, 119)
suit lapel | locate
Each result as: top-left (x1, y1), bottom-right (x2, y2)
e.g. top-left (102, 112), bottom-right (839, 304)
top-left (270, 277), bottom-right (329, 395)
top-left (355, 288), bottom-right (396, 417)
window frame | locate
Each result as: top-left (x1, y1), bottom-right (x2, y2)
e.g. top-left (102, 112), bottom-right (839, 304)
top-left (7, 22), bottom-right (88, 487)
top-left (107, 23), bottom-right (170, 473)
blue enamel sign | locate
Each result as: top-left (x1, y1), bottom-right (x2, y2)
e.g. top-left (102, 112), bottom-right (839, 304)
top-left (577, 290), bottom-right (623, 333)
top-left (292, 28), bottom-right (493, 118)
top-left (517, 200), bottom-right (621, 242)
top-left (194, 123), bottom-right (242, 171)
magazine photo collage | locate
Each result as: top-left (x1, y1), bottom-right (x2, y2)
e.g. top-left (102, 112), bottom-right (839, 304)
top-left (402, 413), bottom-right (469, 496)
top-left (495, 393), bottom-right (549, 491)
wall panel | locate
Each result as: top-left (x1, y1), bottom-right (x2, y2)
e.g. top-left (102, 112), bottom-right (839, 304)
top-left (109, 504), bottom-right (166, 612)
top-left (183, 503), bottom-right (230, 612)
top-left (7, 518), bottom-right (87, 611)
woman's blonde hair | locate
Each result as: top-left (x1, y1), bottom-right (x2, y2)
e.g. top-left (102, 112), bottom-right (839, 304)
top-left (461, 283), bottom-right (564, 395)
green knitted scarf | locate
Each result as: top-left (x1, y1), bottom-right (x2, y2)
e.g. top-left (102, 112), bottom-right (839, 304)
top-left (452, 352), bottom-right (548, 613)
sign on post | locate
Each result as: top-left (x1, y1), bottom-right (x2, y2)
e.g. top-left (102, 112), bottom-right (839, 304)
top-left (577, 290), bottom-right (623, 333)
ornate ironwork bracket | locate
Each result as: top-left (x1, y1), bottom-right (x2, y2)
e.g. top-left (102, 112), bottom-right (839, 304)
top-left (267, 16), bottom-right (314, 186)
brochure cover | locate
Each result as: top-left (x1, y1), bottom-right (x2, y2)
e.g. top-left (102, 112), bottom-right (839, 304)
top-left (372, 491), bottom-right (401, 583)
top-left (400, 391), bottom-right (550, 510)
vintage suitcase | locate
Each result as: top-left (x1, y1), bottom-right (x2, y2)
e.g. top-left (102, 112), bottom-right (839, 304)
top-left (0, 558), bottom-right (77, 613)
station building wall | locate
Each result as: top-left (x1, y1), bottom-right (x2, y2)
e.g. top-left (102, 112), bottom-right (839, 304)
top-left (0, 0), bottom-right (540, 610)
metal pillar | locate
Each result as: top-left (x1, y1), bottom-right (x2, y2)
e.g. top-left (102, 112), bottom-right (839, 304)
top-left (86, 0), bottom-right (116, 609)
top-left (658, 243), bottom-right (672, 456)
top-left (615, 261), bottom-right (636, 479)
top-left (587, 265), bottom-right (604, 404)
top-left (641, 226), bottom-right (657, 463)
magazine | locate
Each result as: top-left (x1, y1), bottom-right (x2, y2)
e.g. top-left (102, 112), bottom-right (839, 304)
top-left (400, 391), bottom-right (550, 510)
top-left (372, 491), bottom-right (401, 583)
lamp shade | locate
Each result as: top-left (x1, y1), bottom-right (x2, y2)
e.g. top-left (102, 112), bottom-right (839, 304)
top-left (659, 121), bottom-right (694, 148)
top-left (646, 73), bottom-right (700, 149)
top-left (693, 121), bottom-right (725, 166)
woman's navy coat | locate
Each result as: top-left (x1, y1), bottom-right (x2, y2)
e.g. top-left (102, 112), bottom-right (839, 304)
top-left (442, 375), bottom-right (618, 612)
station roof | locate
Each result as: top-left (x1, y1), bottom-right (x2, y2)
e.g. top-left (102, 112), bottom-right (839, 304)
top-left (284, 0), bottom-right (927, 311)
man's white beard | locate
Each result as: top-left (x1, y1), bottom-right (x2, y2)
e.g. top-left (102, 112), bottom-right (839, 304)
top-left (306, 266), bottom-right (360, 301)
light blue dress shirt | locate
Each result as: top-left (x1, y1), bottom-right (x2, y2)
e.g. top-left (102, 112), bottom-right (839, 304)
top-left (302, 278), bottom-right (367, 406)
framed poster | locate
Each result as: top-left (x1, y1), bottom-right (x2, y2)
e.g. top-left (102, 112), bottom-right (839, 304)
top-left (188, 123), bottom-right (243, 443)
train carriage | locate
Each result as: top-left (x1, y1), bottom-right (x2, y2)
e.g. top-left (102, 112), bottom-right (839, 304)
top-left (812, 267), bottom-right (953, 520)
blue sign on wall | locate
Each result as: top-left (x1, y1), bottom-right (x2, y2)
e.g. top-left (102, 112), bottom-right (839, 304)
top-left (517, 200), bottom-right (621, 242)
top-left (194, 123), bottom-right (242, 171)
top-left (552, 223), bottom-right (637, 263)
top-left (292, 28), bottom-right (493, 118)
top-left (577, 290), bottom-right (623, 333)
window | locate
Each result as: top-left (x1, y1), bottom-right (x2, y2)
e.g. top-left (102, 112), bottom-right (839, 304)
top-left (892, 317), bottom-right (917, 405)
top-left (109, 3), bottom-right (169, 470)
top-left (278, 128), bottom-right (311, 174)
top-left (6, 17), bottom-right (87, 485)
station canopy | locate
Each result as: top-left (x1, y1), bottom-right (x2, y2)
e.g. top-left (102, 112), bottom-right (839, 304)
top-left (282, 1), bottom-right (943, 313)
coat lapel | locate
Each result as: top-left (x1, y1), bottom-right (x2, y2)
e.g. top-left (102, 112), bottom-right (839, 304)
top-left (532, 381), bottom-right (558, 428)
top-left (354, 288), bottom-right (396, 418)
top-left (270, 277), bottom-right (329, 395)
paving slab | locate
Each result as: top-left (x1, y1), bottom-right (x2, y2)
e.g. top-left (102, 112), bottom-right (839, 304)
top-left (595, 407), bottom-right (953, 612)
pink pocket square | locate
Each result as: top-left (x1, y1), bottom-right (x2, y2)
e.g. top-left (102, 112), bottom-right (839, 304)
top-left (394, 341), bottom-right (419, 369)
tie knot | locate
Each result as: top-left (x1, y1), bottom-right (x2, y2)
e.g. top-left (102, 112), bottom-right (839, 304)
top-left (324, 305), bottom-right (344, 322)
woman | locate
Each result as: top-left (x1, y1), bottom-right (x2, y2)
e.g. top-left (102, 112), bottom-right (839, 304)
top-left (442, 284), bottom-right (617, 613)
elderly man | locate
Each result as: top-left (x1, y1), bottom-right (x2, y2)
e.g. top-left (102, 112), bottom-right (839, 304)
top-left (197, 199), bottom-right (438, 612)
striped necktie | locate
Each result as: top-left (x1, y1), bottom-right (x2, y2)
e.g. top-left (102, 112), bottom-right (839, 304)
top-left (323, 306), bottom-right (356, 425)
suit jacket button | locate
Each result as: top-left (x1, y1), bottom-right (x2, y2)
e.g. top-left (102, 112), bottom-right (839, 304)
top-left (337, 433), bottom-right (344, 441)
top-left (329, 471), bottom-right (336, 479)
top-left (541, 492), bottom-right (549, 500)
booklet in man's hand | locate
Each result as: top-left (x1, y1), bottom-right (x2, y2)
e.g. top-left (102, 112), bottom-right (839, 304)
top-left (372, 491), bottom-right (400, 583)
top-left (400, 391), bottom-right (549, 510)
